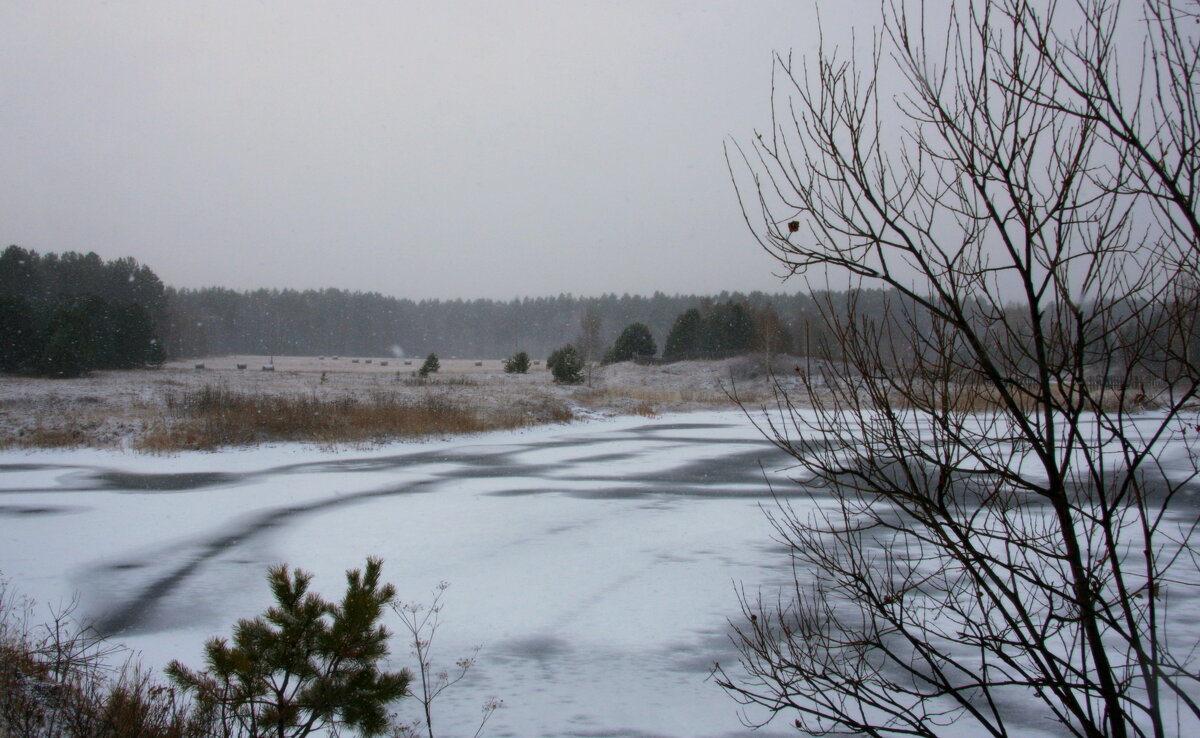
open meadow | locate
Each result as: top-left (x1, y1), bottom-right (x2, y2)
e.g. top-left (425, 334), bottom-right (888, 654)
top-left (0, 355), bottom-right (796, 452)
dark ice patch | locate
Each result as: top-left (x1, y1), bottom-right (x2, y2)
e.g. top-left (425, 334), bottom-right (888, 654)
top-left (496, 635), bottom-right (571, 662)
top-left (94, 471), bottom-right (240, 492)
top-left (0, 504), bottom-right (84, 516)
top-left (0, 464), bottom-right (61, 473)
top-left (625, 422), bottom-right (735, 433)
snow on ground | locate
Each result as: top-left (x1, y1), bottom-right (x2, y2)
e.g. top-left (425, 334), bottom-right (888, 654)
top-left (0, 354), bottom-right (803, 449)
top-left (0, 410), bottom-right (804, 738)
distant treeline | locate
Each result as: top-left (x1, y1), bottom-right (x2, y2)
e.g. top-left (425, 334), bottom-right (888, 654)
top-left (1, 243), bottom-right (921, 370)
top-left (162, 286), bottom-right (887, 360)
top-left (0, 246), bottom-right (167, 376)
top-left (161, 277), bottom-right (1199, 383)
top-left (10, 243), bottom-right (1188, 384)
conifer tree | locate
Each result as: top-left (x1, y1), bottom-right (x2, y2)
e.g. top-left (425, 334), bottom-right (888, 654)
top-left (605, 323), bottom-right (657, 363)
top-left (546, 345), bottom-right (584, 384)
top-left (418, 353), bottom-right (440, 377)
top-left (166, 558), bottom-right (409, 738)
top-left (662, 308), bottom-right (702, 360)
top-left (503, 351), bottom-right (530, 374)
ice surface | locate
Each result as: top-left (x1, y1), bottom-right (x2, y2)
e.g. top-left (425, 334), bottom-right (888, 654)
top-left (7, 407), bottom-right (1192, 736)
top-left (0, 410), bottom-right (801, 738)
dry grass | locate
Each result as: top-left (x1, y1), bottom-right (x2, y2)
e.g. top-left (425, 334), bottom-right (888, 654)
top-left (882, 381), bottom-right (1166, 415)
top-left (569, 385), bottom-right (753, 421)
top-left (574, 385), bottom-right (741, 410)
top-left (398, 374), bottom-right (478, 388)
top-left (503, 394), bottom-right (576, 425)
top-left (632, 401), bottom-right (659, 418)
top-left (0, 357), bottom-right (786, 452)
top-left (134, 384), bottom-right (552, 452)
top-left (0, 422), bottom-right (90, 450)
top-left (0, 582), bottom-right (195, 737)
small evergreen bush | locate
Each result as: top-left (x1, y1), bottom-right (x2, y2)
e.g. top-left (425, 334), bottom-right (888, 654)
top-left (503, 351), bottom-right (531, 374)
top-left (546, 345), bottom-right (584, 384)
top-left (418, 353), bottom-right (440, 377)
top-left (166, 558), bottom-right (409, 738)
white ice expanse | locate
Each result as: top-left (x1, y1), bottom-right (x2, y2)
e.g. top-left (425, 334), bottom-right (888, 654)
top-left (0, 411), bottom-right (804, 738)
top-left (5, 407), bottom-right (1196, 737)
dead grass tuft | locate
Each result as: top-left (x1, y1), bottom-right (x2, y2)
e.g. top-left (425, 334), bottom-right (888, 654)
top-left (632, 401), bottom-right (659, 418)
top-left (27, 425), bottom-right (90, 448)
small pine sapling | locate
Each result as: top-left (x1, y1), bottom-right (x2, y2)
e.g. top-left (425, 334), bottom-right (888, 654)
top-left (502, 351), bottom-right (530, 374)
top-left (418, 354), bottom-right (440, 377)
top-left (166, 558), bottom-right (409, 738)
top-left (546, 345), bottom-right (584, 384)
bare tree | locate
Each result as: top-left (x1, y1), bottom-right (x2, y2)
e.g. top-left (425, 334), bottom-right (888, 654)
top-left (713, 1), bottom-right (1200, 736)
top-left (578, 308), bottom-right (604, 386)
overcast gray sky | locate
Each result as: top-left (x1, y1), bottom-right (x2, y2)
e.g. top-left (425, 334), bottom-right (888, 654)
top-left (1, 1), bottom-right (877, 300)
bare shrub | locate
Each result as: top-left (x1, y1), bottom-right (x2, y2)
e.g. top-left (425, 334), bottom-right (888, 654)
top-left (0, 579), bottom-right (193, 737)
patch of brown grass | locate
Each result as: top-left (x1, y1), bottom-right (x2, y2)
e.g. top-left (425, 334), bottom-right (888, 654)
top-left (399, 374), bottom-right (478, 387)
top-left (135, 385), bottom-right (552, 452)
top-left (884, 381), bottom-right (1163, 414)
top-left (494, 394), bottom-right (576, 426)
top-left (26, 425), bottom-right (90, 448)
top-left (632, 401), bottom-right (659, 417)
top-left (575, 385), bottom-right (742, 411)
top-left (0, 422), bottom-right (90, 450)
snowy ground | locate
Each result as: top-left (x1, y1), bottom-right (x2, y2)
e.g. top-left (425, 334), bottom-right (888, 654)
top-left (0, 410), bottom-right (805, 738)
top-left (0, 354), bottom-right (801, 449)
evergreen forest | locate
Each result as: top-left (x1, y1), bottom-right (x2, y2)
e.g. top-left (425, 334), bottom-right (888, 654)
top-left (0, 243), bottom-right (946, 369)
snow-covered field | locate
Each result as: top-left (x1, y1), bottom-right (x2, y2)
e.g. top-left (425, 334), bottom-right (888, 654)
top-left (0, 355), bottom-right (796, 450)
top-left (0, 410), bottom-right (803, 738)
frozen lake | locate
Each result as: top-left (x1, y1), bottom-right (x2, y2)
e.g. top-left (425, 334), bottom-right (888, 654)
top-left (0, 410), bottom-right (803, 738)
